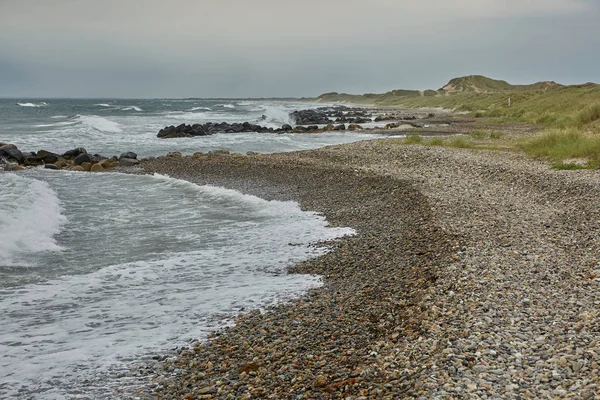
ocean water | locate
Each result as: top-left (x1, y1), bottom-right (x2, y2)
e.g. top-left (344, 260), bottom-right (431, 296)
top-left (0, 99), bottom-right (377, 399)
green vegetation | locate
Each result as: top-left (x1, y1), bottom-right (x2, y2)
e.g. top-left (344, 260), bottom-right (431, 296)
top-left (404, 134), bottom-right (424, 144)
top-left (319, 75), bottom-right (600, 170)
top-left (520, 129), bottom-right (600, 167)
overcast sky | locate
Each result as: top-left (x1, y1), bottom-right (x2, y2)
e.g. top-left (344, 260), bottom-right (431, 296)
top-left (0, 0), bottom-right (598, 98)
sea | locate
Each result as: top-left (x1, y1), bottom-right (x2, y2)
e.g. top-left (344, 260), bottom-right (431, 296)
top-left (0, 99), bottom-right (387, 399)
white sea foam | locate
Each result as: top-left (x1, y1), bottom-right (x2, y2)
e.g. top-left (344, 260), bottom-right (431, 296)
top-left (189, 106), bottom-right (212, 111)
top-left (121, 106), bottom-right (143, 112)
top-left (261, 105), bottom-right (294, 127)
top-left (0, 174), bottom-right (67, 266)
top-left (50, 115), bottom-right (68, 119)
top-left (95, 103), bottom-right (112, 107)
top-left (220, 104), bottom-right (236, 109)
top-left (17, 102), bottom-right (47, 107)
top-left (76, 115), bottom-right (122, 133)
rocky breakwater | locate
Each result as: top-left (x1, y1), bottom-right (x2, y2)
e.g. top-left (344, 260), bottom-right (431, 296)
top-left (0, 142), bottom-right (140, 172)
top-left (157, 122), bottom-right (295, 139)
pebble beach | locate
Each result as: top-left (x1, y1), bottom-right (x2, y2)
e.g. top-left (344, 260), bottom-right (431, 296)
top-left (135, 140), bottom-right (600, 399)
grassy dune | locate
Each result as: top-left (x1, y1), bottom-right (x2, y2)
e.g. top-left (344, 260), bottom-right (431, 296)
top-left (319, 75), bottom-right (600, 168)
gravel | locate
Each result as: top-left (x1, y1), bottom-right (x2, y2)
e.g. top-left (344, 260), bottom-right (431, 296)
top-left (125, 141), bottom-right (600, 399)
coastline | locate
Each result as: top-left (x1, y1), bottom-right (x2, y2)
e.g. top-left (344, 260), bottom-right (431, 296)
top-left (133, 140), bottom-right (600, 399)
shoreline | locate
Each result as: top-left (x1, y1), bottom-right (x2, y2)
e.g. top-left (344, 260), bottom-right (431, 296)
top-left (133, 140), bottom-right (600, 398)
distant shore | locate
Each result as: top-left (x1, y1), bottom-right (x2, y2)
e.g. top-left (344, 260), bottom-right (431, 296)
top-left (132, 140), bottom-right (600, 399)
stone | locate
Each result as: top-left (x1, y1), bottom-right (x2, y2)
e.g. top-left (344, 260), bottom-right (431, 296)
top-left (119, 152), bottom-right (138, 160)
top-left (23, 156), bottom-right (43, 166)
top-left (81, 162), bottom-right (92, 171)
top-left (314, 375), bottom-right (328, 388)
top-left (44, 163), bottom-right (59, 170)
top-left (72, 165), bottom-right (86, 172)
top-left (99, 159), bottom-right (119, 169)
top-left (90, 163), bottom-right (104, 172)
top-left (119, 158), bottom-right (140, 167)
top-left (166, 152), bottom-right (182, 158)
top-left (281, 124), bottom-right (293, 131)
top-left (0, 145), bottom-right (25, 164)
top-left (348, 124), bottom-right (363, 131)
top-left (63, 147), bottom-right (87, 159)
top-left (74, 153), bottom-right (92, 165)
top-left (42, 154), bottom-right (60, 164)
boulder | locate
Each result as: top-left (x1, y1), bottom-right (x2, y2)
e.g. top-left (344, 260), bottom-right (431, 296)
top-left (334, 124), bottom-right (346, 131)
top-left (0, 145), bottom-right (25, 164)
top-left (4, 163), bottom-right (24, 171)
top-left (74, 153), bottom-right (92, 165)
top-left (99, 159), bottom-right (119, 169)
top-left (90, 163), bottom-right (104, 172)
top-left (44, 164), bottom-right (59, 170)
top-left (290, 109), bottom-right (332, 125)
top-left (81, 162), bottom-right (92, 171)
top-left (72, 165), bottom-right (86, 172)
top-left (42, 154), bottom-right (60, 164)
top-left (281, 124), bottom-right (293, 131)
top-left (119, 158), bottom-right (140, 167)
top-left (157, 126), bottom-right (182, 139)
top-left (63, 147), bottom-right (87, 159)
top-left (348, 124), bottom-right (363, 131)
top-left (119, 151), bottom-right (137, 160)
top-left (307, 125), bottom-right (319, 131)
top-left (23, 156), bottom-right (44, 166)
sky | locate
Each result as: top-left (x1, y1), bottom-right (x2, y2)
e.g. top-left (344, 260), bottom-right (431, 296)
top-left (0, 0), bottom-right (599, 98)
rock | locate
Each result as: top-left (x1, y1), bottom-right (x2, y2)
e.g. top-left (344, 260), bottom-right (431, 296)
top-left (290, 109), bottom-right (332, 125)
top-left (0, 145), bottom-right (25, 164)
top-left (157, 126), bottom-right (182, 139)
top-left (63, 147), bottom-right (87, 159)
top-left (81, 162), bottom-right (92, 171)
top-left (307, 125), bottom-right (319, 131)
top-left (386, 122), bottom-right (400, 129)
top-left (44, 163), bottom-right (59, 170)
top-left (100, 159), bottom-right (119, 169)
top-left (74, 153), bottom-right (92, 165)
top-left (166, 152), bottom-right (182, 158)
top-left (42, 154), bottom-right (60, 164)
top-left (71, 165), bottom-right (86, 172)
top-left (334, 124), bottom-right (346, 131)
top-left (237, 363), bottom-right (259, 374)
top-left (348, 124), bottom-right (363, 131)
top-left (314, 375), bottom-right (328, 388)
top-left (281, 124), bottom-right (293, 131)
top-left (23, 156), bottom-right (44, 166)
top-left (119, 158), bottom-right (140, 167)
top-left (90, 163), bottom-right (104, 172)
top-left (120, 152), bottom-right (138, 160)
top-left (4, 162), bottom-right (24, 171)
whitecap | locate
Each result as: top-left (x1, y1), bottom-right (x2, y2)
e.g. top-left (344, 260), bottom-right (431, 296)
top-left (0, 174), bottom-right (67, 265)
top-left (75, 115), bottom-right (122, 133)
top-left (189, 107), bottom-right (212, 111)
top-left (95, 103), bottom-right (112, 107)
top-left (17, 102), bottom-right (47, 108)
top-left (121, 106), bottom-right (143, 112)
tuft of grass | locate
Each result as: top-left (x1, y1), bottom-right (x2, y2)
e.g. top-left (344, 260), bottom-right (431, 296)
top-left (521, 129), bottom-right (600, 167)
top-left (489, 131), bottom-right (504, 139)
top-left (552, 162), bottom-right (592, 170)
top-left (404, 134), bottom-right (424, 145)
top-left (576, 103), bottom-right (600, 127)
top-left (469, 130), bottom-right (489, 139)
top-left (448, 136), bottom-right (472, 148)
top-left (426, 137), bottom-right (446, 146)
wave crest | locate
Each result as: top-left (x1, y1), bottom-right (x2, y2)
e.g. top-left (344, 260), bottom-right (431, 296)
top-left (0, 174), bottom-right (67, 265)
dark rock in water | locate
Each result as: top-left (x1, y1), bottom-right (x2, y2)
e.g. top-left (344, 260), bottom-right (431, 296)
top-left (119, 152), bottom-right (138, 160)
top-left (281, 124), bottom-right (293, 131)
top-left (41, 153), bottom-right (60, 164)
top-left (307, 125), bottom-right (319, 131)
top-left (334, 124), bottom-right (346, 131)
top-left (63, 147), bottom-right (87, 159)
top-left (157, 121), bottom-right (276, 138)
top-left (89, 154), bottom-right (104, 163)
top-left (74, 153), bottom-right (92, 165)
top-left (290, 110), bottom-right (332, 125)
top-left (119, 158), bottom-right (140, 167)
top-left (44, 163), bottom-right (59, 170)
top-left (157, 126), bottom-right (182, 139)
top-left (0, 145), bottom-right (25, 164)
top-left (23, 156), bottom-right (44, 166)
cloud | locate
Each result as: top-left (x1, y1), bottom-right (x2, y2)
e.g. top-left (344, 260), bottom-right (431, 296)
top-left (0, 0), bottom-right (597, 97)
